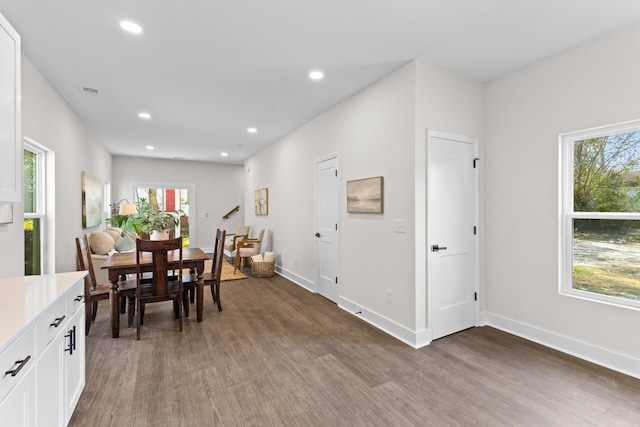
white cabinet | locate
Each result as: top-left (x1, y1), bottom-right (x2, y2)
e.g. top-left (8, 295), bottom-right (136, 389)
top-left (36, 278), bottom-right (86, 427)
top-left (0, 272), bottom-right (86, 427)
top-left (0, 327), bottom-right (37, 426)
top-left (0, 12), bottom-right (21, 203)
top-left (64, 307), bottom-right (85, 421)
top-left (0, 366), bottom-right (36, 426)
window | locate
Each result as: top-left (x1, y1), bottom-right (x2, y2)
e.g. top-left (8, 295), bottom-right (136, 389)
top-left (560, 120), bottom-right (640, 309)
top-left (24, 143), bottom-right (45, 275)
top-left (131, 183), bottom-right (194, 248)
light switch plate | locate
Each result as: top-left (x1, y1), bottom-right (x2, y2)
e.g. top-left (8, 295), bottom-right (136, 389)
top-left (393, 219), bottom-right (406, 233)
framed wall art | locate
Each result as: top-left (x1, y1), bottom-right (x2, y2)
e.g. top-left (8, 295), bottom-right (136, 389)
top-left (347, 176), bottom-right (383, 214)
top-left (82, 171), bottom-right (103, 228)
top-left (255, 187), bottom-right (269, 215)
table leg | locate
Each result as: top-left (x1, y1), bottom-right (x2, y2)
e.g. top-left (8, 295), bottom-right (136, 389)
top-left (110, 277), bottom-right (120, 338)
top-left (196, 260), bottom-right (204, 322)
top-left (197, 281), bottom-right (204, 322)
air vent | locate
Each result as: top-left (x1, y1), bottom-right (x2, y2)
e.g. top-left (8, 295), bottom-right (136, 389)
top-left (80, 85), bottom-right (101, 97)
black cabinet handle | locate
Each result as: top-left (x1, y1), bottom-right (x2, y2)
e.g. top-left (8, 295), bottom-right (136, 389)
top-left (5, 356), bottom-right (31, 377)
top-left (315, 232), bottom-right (321, 237)
top-left (431, 245), bottom-right (448, 252)
top-left (74, 295), bottom-right (84, 302)
top-left (65, 326), bottom-right (76, 355)
top-left (50, 315), bottom-right (66, 328)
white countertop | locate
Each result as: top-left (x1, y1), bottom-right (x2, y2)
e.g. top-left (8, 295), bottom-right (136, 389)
top-left (0, 271), bottom-right (87, 352)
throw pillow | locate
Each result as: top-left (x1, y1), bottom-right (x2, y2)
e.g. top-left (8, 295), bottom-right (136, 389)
top-left (105, 227), bottom-right (123, 242)
top-left (264, 251), bottom-right (275, 263)
top-left (115, 234), bottom-right (136, 252)
top-left (124, 231), bottom-right (140, 241)
top-left (88, 231), bottom-right (116, 255)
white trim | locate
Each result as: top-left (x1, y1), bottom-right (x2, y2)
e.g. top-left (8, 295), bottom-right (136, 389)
top-left (485, 312), bottom-right (640, 380)
top-left (279, 268), bottom-right (432, 348)
top-left (559, 119), bottom-right (640, 310)
top-left (23, 137), bottom-right (55, 274)
top-left (274, 265), bottom-right (315, 292)
top-left (339, 296), bottom-right (431, 348)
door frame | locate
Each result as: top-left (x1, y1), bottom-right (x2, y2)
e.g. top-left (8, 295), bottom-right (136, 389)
top-left (313, 153), bottom-right (340, 298)
top-left (426, 130), bottom-right (480, 341)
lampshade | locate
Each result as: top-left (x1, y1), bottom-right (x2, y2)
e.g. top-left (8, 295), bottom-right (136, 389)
top-left (119, 203), bottom-right (138, 216)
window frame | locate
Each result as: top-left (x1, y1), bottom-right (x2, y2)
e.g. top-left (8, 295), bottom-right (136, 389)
top-left (559, 119), bottom-right (640, 310)
top-left (129, 181), bottom-right (196, 247)
top-left (23, 141), bottom-right (46, 275)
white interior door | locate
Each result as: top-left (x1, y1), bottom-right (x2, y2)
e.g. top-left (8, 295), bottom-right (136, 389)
top-left (315, 155), bottom-right (339, 302)
top-left (428, 131), bottom-right (478, 340)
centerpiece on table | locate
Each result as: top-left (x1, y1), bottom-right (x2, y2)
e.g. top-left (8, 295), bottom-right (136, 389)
top-left (139, 208), bottom-right (182, 240)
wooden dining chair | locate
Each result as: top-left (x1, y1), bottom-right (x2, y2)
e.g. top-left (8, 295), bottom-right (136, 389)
top-left (204, 229), bottom-right (226, 311)
top-left (135, 237), bottom-right (184, 340)
top-left (75, 235), bottom-right (137, 335)
top-left (181, 229), bottom-right (226, 317)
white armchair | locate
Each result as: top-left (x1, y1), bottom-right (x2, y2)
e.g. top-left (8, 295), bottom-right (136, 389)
top-left (225, 228), bottom-right (270, 273)
top-left (223, 225), bottom-right (250, 253)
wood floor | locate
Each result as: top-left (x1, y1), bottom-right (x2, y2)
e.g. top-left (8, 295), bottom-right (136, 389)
top-left (69, 272), bottom-right (640, 426)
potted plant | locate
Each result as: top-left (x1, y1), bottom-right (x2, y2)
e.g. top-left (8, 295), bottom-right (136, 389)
top-left (139, 208), bottom-right (182, 240)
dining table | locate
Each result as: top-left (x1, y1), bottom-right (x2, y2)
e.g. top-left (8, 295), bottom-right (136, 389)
top-left (100, 247), bottom-right (209, 337)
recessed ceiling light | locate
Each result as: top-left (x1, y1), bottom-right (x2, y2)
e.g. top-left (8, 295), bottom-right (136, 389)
top-left (221, 152), bottom-right (229, 157)
top-left (247, 127), bottom-right (257, 134)
top-left (138, 112), bottom-right (151, 119)
top-left (309, 70), bottom-right (324, 80)
top-left (120, 20), bottom-right (142, 34)
top-left (145, 145), bottom-right (154, 150)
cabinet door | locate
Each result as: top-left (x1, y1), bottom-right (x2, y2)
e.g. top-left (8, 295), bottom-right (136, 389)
top-left (0, 365), bottom-right (36, 427)
top-left (0, 12), bottom-right (21, 202)
top-left (36, 332), bottom-right (65, 427)
top-left (65, 307), bottom-right (85, 424)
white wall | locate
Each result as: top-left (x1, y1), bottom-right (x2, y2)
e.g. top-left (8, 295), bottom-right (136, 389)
top-left (111, 156), bottom-right (244, 251)
top-left (245, 60), bottom-right (484, 345)
top-left (485, 22), bottom-right (640, 371)
top-left (414, 60), bottom-right (485, 337)
top-left (246, 62), bottom-right (417, 331)
top-left (5, 55), bottom-right (113, 277)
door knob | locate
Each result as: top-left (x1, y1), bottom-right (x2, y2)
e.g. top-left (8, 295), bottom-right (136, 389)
top-left (431, 244), bottom-right (447, 252)
top-left (315, 232), bottom-right (321, 238)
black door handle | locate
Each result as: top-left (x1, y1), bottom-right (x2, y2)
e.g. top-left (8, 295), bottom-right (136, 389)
top-left (315, 233), bottom-right (321, 238)
top-left (432, 245), bottom-right (448, 252)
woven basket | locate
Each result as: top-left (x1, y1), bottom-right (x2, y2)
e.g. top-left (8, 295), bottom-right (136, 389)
top-left (251, 260), bottom-right (275, 278)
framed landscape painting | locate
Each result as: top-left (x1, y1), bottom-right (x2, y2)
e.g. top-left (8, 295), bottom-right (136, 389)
top-left (82, 171), bottom-right (103, 228)
top-left (347, 176), bottom-right (383, 214)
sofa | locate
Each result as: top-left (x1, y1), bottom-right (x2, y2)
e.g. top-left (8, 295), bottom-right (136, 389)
top-left (87, 227), bottom-right (139, 284)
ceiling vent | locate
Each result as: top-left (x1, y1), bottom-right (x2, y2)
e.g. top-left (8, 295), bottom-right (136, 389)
top-left (79, 85), bottom-right (101, 97)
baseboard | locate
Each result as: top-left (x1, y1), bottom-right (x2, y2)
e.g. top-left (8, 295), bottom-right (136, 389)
top-left (485, 312), bottom-right (640, 380)
top-left (274, 265), bottom-right (315, 292)
top-left (338, 297), bottom-right (430, 348)
top-left (275, 273), bottom-right (432, 348)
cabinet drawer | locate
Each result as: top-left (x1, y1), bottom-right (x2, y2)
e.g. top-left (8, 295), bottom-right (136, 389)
top-left (65, 280), bottom-right (85, 316)
top-left (36, 297), bottom-right (67, 356)
top-left (0, 326), bottom-right (35, 404)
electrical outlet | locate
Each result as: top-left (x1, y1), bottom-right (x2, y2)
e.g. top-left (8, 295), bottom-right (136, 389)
top-left (386, 289), bottom-right (392, 304)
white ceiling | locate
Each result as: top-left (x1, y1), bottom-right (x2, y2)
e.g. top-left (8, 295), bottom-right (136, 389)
top-left (2, 1), bottom-right (640, 165)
